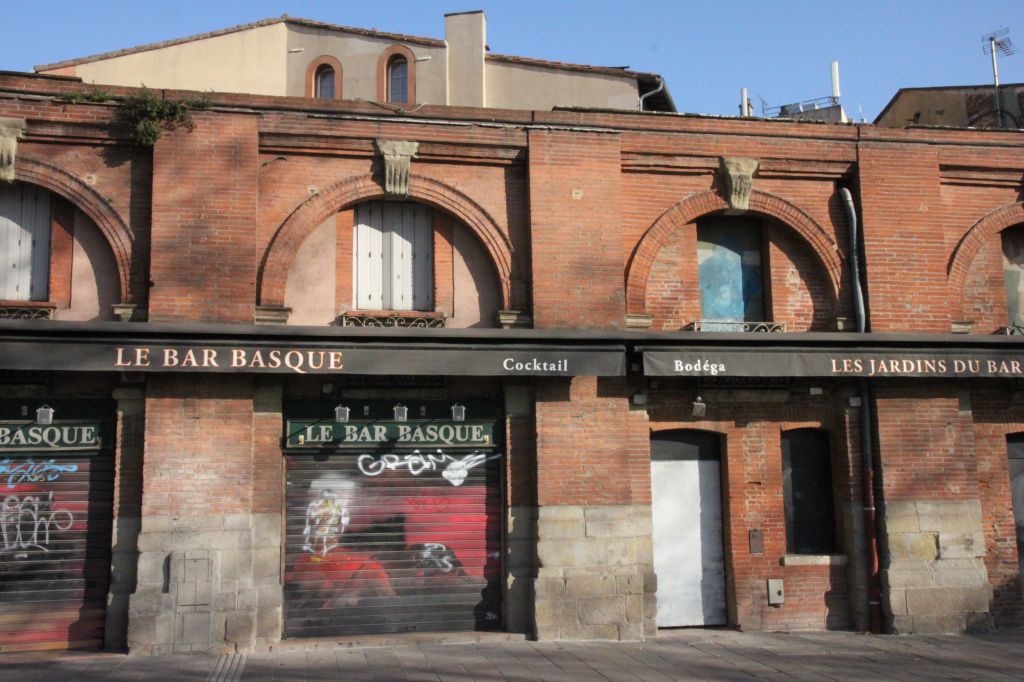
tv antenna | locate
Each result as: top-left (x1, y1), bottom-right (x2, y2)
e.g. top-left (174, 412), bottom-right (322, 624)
top-left (982, 27), bottom-right (1016, 127)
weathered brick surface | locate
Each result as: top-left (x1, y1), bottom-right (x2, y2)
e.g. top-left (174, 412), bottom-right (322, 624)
top-left (5, 73), bottom-right (1024, 644)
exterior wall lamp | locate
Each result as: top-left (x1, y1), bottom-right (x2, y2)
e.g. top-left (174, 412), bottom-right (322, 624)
top-left (451, 404), bottom-right (466, 422)
top-left (36, 405), bottom-right (55, 425)
top-left (393, 404), bottom-right (408, 422)
top-left (691, 396), bottom-right (706, 418)
top-left (334, 405), bottom-right (350, 422)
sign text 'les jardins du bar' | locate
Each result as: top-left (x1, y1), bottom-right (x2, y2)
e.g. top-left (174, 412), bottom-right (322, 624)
top-left (644, 350), bottom-right (1024, 378)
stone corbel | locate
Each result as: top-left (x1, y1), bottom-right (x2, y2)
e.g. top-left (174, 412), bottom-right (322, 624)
top-left (719, 157), bottom-right (759, 213)
top-left (375, 139), bottom-right (419, 199)
top-left (0, 118), bottom-right (27, 182)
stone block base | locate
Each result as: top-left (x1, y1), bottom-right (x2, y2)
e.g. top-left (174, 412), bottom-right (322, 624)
top-left (533, 505), bottom-right (655, 641)
top-left (127, 513), bottom-right (282, 654)
top-left (881, 500), bottom-right (993, 634)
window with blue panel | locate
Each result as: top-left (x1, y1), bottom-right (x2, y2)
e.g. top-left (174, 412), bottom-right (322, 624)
top-left (697, 218), bottom-right (766, 330)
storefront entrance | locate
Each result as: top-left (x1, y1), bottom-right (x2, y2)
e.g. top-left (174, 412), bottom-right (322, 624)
top-left (282, 401), bottom-right (502, 637)
top-left (650, 429), bottom-right (727, 627)
top-left (0, 400), bottom-right (114, 652)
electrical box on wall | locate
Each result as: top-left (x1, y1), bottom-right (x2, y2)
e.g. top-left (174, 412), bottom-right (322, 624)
top-left (767, 578), bottom-right (784, 605)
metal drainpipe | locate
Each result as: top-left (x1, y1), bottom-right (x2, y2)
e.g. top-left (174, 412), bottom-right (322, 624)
top-left (638, 77), bottom-right (664, 112)
top-left (840, 185), bottom-right (883, 633)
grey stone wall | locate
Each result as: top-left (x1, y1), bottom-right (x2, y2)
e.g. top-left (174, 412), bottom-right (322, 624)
top-left (126, 512), bottom-right (282, 654)
top-left (881, 500), bottom-right (992, 633)
top-left (533, 504), bottom-right (656, 641)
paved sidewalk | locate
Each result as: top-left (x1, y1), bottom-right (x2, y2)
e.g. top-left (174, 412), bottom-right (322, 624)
top-left (2, 627), bottom-right (1024, 681)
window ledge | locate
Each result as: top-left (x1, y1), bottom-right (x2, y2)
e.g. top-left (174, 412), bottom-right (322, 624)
top-left (780, 554), bottom-right (847, 566)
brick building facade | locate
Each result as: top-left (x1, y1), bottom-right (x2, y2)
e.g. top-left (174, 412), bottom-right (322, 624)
top-left (0, 70), bottom-right (1022, 653)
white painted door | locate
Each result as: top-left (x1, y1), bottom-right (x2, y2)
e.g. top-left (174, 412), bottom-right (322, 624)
top-left (651, 431), bottom-right (727, 627)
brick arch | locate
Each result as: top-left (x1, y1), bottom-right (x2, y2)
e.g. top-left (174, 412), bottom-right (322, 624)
top-left (625, 189), bottom-right (842, 315)
top-left (948, 202), bottom-right (1024, 318)
top-left (15, 155), bottom-right (135, 302)
top-left (259, 174), bottom-right (514, 307)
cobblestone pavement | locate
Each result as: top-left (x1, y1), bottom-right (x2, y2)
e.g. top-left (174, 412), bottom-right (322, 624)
top-left (3, 627), bottom-right (1024, 681)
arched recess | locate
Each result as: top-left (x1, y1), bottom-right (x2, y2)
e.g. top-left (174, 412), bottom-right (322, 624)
top-left (948, 202), bottom-right (1024, 319)
top-left (260, 174), bottom-right (514, 308)
top-left (14, 156), bottom-right (135, 302)
top-left (625, 189), bottom-right (842, 316)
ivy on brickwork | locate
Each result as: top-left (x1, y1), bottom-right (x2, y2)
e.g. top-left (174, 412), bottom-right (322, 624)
top-left (58, 86), bottom-right (212, 146)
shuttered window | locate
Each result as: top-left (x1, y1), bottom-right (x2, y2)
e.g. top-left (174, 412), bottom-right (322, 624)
top-left (0, 184), bottom-right (51, 301)
top-left (354, 202), bottom-right (433, 311)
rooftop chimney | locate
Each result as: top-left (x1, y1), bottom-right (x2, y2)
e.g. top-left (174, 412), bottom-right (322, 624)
top-left (445, 11), bottom-right (487, 108)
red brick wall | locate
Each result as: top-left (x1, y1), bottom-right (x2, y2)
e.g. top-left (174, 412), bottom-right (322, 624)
top-left (535, 377), bottom-right (650, 506)
top-left (874, 386), bottom-right (978, 501)
top-left (970, 393), bottom-right (1024, 625)
top-left (149, 112), bottom-right (260, 323)
top-left (528, 131), bottom-right (625, 329)
top-left (142, 375), bottom-right (255, 518)
top-left (858, 143), bottom-right (949, 332)
top-left (963, 235), bottom-right (1008, 332)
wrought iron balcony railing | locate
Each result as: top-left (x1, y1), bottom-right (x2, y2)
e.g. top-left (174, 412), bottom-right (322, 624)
top-left (0, 305), bottom-right (55, 320)
top-left (687, 320), bottom-right (786, 333)
top-left (338, 312), bottom-right (446, 328)
top-left (997, 325), bottom-right (1024, 335)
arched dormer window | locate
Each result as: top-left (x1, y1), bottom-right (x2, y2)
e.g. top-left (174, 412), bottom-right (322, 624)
top-left (304, 56), bottom-right (343, 100)
top-left (376, 45), bottom-right (416, 105)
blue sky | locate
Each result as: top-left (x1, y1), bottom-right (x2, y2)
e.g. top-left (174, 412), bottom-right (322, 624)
top-left (5, 0), bottom-right (1023, 120)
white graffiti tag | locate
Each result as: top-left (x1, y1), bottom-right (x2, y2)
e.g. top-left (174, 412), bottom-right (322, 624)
top-left (0, 458), bottom-right (79, 489)
top-left (356, 451), bottom-right (502, 486)
top-left (1, 492), bottom-right (74, 557)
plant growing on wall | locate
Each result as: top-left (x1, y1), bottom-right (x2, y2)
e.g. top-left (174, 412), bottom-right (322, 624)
top-left (117, 88), bottom-right (212, 146)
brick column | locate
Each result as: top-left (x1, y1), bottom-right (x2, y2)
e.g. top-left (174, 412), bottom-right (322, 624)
top-left (527, 130), bottom-right (624, 329)
top-left (105, 387), bottom-right (145, 649)
top-left (875, 385), bottom-right (992, 633)
top-left (532, 377), bottom-right (655, 641)
top-left (127, 375), bottom-right (282, 654)
top-left (148, 110), bottom-right (260, 323)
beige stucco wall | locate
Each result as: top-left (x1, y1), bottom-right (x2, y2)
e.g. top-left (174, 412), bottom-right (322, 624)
top-left (485, 61), bottom-right (639, 111)
top-left (54, 209), bottom-right (118, 321)
top-left (285, 216), bottom-right (336, 326)
top-left (452, 225), bottom-right (500, 328)
top-left (285, 25), bottom-right (447, 104)
top-left (48, 23), bottom-right (289, 95)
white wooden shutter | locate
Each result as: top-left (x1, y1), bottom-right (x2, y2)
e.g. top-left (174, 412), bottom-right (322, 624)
top-left (355, 203), bottom-right (384, 309)
top-left (354, 201), bottom-right (433, 312)
top-left (411, 204), bottom-right (433, 311)
top-left (0, 184), bottom-right (51, 301)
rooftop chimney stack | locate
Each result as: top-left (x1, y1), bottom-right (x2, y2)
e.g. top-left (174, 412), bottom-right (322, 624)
top-left (445, 11), bottom-right (487, 108)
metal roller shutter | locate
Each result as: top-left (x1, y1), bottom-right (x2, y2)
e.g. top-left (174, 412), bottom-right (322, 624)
top-left (0, 439), bottom-right (113, 652)
top-left (283, 410), bottom-right (502, 638)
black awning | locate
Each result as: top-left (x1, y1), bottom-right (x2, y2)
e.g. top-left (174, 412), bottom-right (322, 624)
top-left (0, 322), bottom-right (624, 376)
top-left (640, 346), bottom-right (1024, 379)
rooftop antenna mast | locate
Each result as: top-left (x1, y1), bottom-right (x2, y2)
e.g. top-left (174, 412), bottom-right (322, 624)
top-left (982, 27), bottom-right (1016, 128)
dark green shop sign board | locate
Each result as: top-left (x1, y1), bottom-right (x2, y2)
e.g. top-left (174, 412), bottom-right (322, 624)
top-left (286, 420), bottom-right (496, 448)
top-left (0, 343), bottom-right (623, 376)
top-left (0, 420), bottom-right (106, 451)
top-left (643, 350), bottom-right (1024, 378)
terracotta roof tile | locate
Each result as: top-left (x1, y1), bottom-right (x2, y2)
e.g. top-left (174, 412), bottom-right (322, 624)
top-left (35, 16), bottom-right (444, 72)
